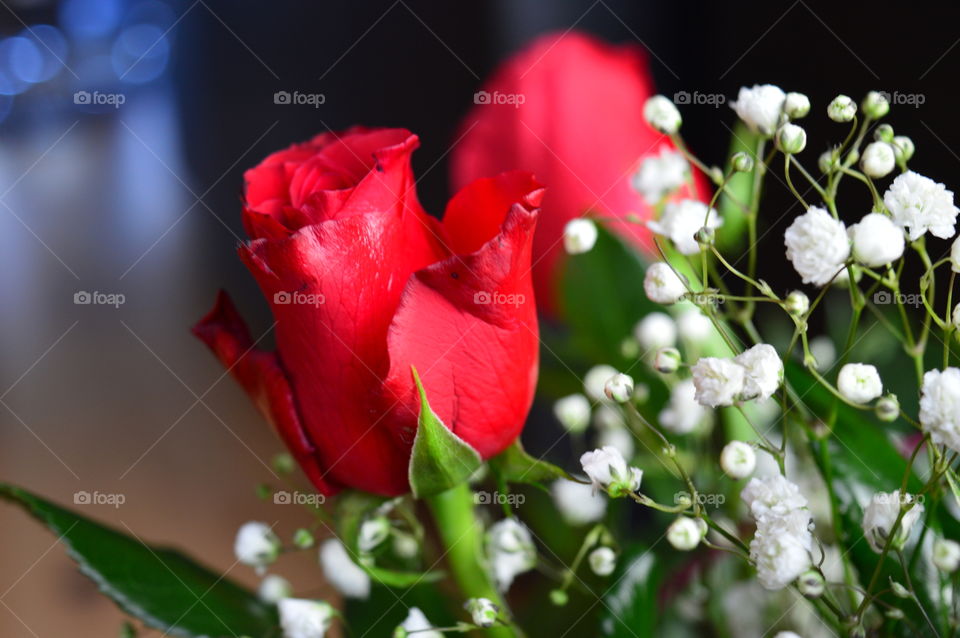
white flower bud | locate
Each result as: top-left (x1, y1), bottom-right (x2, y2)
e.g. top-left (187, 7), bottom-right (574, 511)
top-left (358, 516), bottom-right (391, 553)
top-left (563, 218), bottom-right (598, 254)
top-left (235, 522), bottom-right (281, 571)
top-left (828, 95), bottom-right (857, 122)
top-left (819, 150), bottom-right (838, 174)
top-left (862, 91), bottom-right (890, 119)
top-left (720, 441), bottom-right (756, 479)
top-left (862, 491), bottom-right (923, 553)
top-left (785, 290), bottom-right (810, 316)
top-left (776, 123), bottom-right (807, 154)
top-left (487, 519), bottom-right (537, 590)
top-left (604, 373), bottom-right (634, 403)
top-left (783, 92), bottom-right (810, 119)
top-left (320, 539), bottom-right (370, 599)
top-left (951, 236), bottom-right (960, 273)
top-left (464, 598), bottom-right (500, 628)
top-left (580, 446), bottom-right (642, 496)
top-left (667, 516), bottom-right (704, 551)
top-left (293, 528), bottom-right (315, 549)
top-left (644, 262), bottom-right (687, 305)
top-left (874, 123), bottom-right (895, 144)
top-left (875, 394), bottom-right (900, 422)
top-left (553, 394), bottom-right (591, 433)
top-left (634, 311), bottom-right (677, 351)
top-left (730, 84), bottom-right (786, 136)
top-left (648, 199), bottom-right (722, 255)
top-left (849, 212), bottom-right (905, 267)
top-left (892, 135), bottom-right (915, 163)
top-left (797, 570), bottom-right (824, 598)
top-left (860, 142), bottom-right (896, 178)
top-left (837, 363), bottom-right (883, 404)
top-left (258, 574), bottom-right (292, 604)
top-left (890, 579), bottom-right (910, 598)
top-left (933, 538), bottom-right (960, 573)
top-left (279, 599), bottom-right (335, 638)
top-left (397, 607), bottom-right (443, 638)
top-left (731, 151), bottom-right (754, 172)
top-left (588, 547), bottom-right (617, 576)
top-left (643, 95), bottom-right (682, 134)
top-left (691, 357), bottom-right (746, 407)
top-left (953, 303), bottom-right (960, 330)
top-left (654, 347), bottom-right (682, 374)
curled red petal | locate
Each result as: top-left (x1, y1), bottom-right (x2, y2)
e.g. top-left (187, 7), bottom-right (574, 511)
top-left (192, 291), bottom-right (338, 495)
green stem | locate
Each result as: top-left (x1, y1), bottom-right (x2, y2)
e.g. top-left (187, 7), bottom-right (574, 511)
top-left (426, 484), bottom-right (516, 638)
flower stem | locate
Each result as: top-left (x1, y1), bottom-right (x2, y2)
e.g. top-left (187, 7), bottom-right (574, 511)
top-left (425, 483), bottom-right (516, 638)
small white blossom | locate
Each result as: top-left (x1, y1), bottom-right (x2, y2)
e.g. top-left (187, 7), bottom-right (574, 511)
top-left (954, 303), bottom-right (960, 331)
top-left (553, 394), bottom-right (591, 433)
top-left (919, 367), bottom-right (960, 452)
top-left (634, 312), bottom-right (678, 351)
top-left (849, 212), bottom-right (905, 267)
top-left (676, 307), bottom-right (713, 342)
top-left (632, 147), bottom-right (689, 204)
top-left (604, 373), bottom-right (634, 403)
top-left (654, 347), bottom-right (682, 374)
top-left (884, 171), bottom-right (959, 240)
top-left (235, 522), bottom-right (281, 571)
top-left (951, 236), bottom-right (960, 273)
top-left (583, 364), bottom-right (618, 401)
top-left (749, 522), bottom-right (812, 590)
top-left (776, 123), bottom-right (807, 154)
top-left (783, 92), bottom-right (810, 119)
top-left (659, 379), bottom-right (708, 434)
top-left (741, 474), bottom-right (808, 520)
top-left (691, 357), bottom-right (746, 407)
top-left (731, 84), bottom-right (786, 135)
top-left (892, 135), bottom-right (915, 163)
top-left (279, 599), bottom-right (335, 638)
top-left (399, 607), bottom-right (443, 638)
top-left (735, 344), bottom-right (783, 401)
top-left (319, 539), bottom-right (370, 599)
top-left (827, 95), bottom-right (857, 122)
top-left (580, 446), bottom-right (642, 495)
top-left (643, 95), bottom-right (682, 134)
top-left (258, 574), bottom-right (292, 604)
top-left (862, 90), bottom-right (890, 119)
top-left (551, 479), bottom-right (607, 526)
top-left (563, 218), bottom-right (598, 255)
top-left (861, 142), bottom-right (895, 178)
top-left (648, 199), bottom-right (722, 255)
top-left (934, 539), bottom-right (960, 573)
top-left (837, 363), bottom-right (883, 404)
top-left (667, 516), bottom-right (704, 551)
top-left (487, 518), bottom-right (536, 591)
top-left (785, 290), bottom-right (809, 316)
top-left (588, 547), bottom-right (617, 575)
top-left (644, 262), bottom-right (687, 305)
top-left (862, 491), bottom-right (924, 552)
top-left (784, 207), bottom-right (850, 286)
top-left (464, 598), bottom-right (499, 628)
top-left (876, 394), bottom-right (900, 422)
top-left (720, 441), bottom-right (756, 479)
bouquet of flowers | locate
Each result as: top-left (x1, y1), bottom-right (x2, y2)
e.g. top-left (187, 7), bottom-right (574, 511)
top-left (5, 31), bottom-right (960, 638)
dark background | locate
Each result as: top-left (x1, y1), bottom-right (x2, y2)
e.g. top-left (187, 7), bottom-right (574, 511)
top-left (0, 1), bottom-right (957, 635)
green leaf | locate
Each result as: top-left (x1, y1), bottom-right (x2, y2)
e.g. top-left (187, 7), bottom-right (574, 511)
top-left (488, 439), bottom-right (570, 485)
top-left (335, 491), bottom-right (443, 588)
top-left (0, 484), bottom-right (278, 638)
top-left (600, 546), bottom-right (663, 637)
top-left (407, 366), bottom-right (482, 498)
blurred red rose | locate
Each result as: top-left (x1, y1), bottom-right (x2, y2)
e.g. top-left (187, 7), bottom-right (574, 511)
top-left (194, 128), bottom-right (542, 496)
top-left (451, 31), bottom-right (707, 311)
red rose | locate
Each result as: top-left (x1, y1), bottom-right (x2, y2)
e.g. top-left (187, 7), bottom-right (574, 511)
top-left (194, 128), bottom-right (542, 496)
top-left (452, 31), bottom-right (708, 311)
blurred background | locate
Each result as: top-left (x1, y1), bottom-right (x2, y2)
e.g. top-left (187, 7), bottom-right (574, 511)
top-left (1, 0), bottom-right (959, 635)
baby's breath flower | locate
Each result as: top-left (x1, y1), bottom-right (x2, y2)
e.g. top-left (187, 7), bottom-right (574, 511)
top-left (667, 516), bottom-right (704, 551)
top-left (320, 539), bottom-right (370, 599)
top-left (785, 290), bottom-right (810, 316)
top-left (632, 147), bottom-right (689, 204)
top-left (849, 212), bottom-right (905, 267)
top-left (644, 262), bottom-right (687, 305)
top-left (676, 307), bottom-right (713, 342)
top-left (691, 357), bottom-right (746, 407)
top-left (933, 538), bottom-right (960, 573)
top-left (720, 441), bottom-right (756, 479)
top-left (648, 199), bottom-right (722, 255)
top-left (883, 171), bottom-right (959, 240)
top-left (563, 218), bottom-right (598, 254)
top-left (828, 95), bottom-right (857, 122)
top-left (580, 446), bottom-right (642, 496)
top-left (731, 84), bottom-right (786, 135)
top-left (604, 373), bottom-right (634, 403)
top-left (951, 236), bottom-right (960, 273)
top-left (588, 547), bottom-right (617, 575)
top-left (862, 90), bottom-right (890, 119)
top-left (258, 574), bottom-right (292, 604)
top-left (659, 379), bottom-right (707, 434)
top-left (553, 394), bottom-right (591, 433)
top-left (892, 135), bottom-right (915, 163)
top-left (634, 312), bottom-right (678, 351)
top-left (654, 347), bottom-right (682, 374)
top-left (235, 522), bottom-right (281, 571)
top-left (731, 151), bottom-right (755, 172)
top-left (837, 363), bottom-right (883, 404)
top-left (860, 142), bottom-right (896, 178)
top-left (551, 480), bottom-right (607, 526)
top-left (919, 367), bottom-right (960, 452)
top-left (862, 491), bottom-right (923, 552)
top-left (783, 92), bottom-right (810, 119)
top-left (487, 518), bottom-right (537, 590)
top-left (776, 123), bottom-right (807, 154)
top-left (464, 598), bottom-right (499, 628)
top-left (876, 394), bottom-right (900, 422)
top-left (784, 207), bottom-right (850, 286)
top-left (584, 364), bottom-right (618, 401)
top-left (734, 344), bottom-right (783, 402)
top-left (644, 95), bottom-right (682, 134)
top-left (279, 599), bottom-right (335, 638)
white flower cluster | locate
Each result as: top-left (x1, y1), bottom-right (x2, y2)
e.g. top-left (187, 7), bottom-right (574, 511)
top-left (580, 446), bottom-right (642, 497)
top-left (883, 171), bottom-right (958, 241)
top-left (742, 475), bottom-right (814, 590)
top-left (862, 490), bottom-right (924, 553)
top-left (690, 344), bottom-right (783, 407)
top-left (648, 199), bottom-right (722, 255)
top-left (632, 147), bottom-right (689, 204)
top-left (659, 379), bottom-right (707, 434)
top-left (730, 84), bottom-right (786, 136)
top-left (837, 363), bottom-right (883, 404)
top-left (486, 518), bottom-right (537, 591)
top-left (784, 207), bottom-right (849, 286)
top-left (919, 367), bottom-right (960, 452)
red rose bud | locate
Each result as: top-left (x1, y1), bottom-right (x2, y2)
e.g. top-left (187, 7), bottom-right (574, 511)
top-left (194, 128), bottom-right (541, 496)
top-left (451, 31), bottom-right (709, 312)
